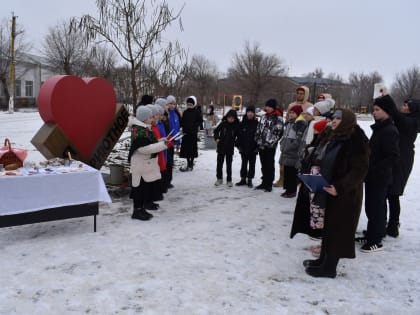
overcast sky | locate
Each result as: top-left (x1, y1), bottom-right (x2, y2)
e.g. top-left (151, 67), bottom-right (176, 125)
top-left (3, 0), bottom-right (419, 85)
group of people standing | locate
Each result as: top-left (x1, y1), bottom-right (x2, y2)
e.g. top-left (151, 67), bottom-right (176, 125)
top-left (128, 94), bottom-right (202, 221)
top-left (126, 87), bottom-right (420, 280)
top-left (287, 89), bottom-right (420, 279)
top-left (209, 85), bottom-right (419, 279)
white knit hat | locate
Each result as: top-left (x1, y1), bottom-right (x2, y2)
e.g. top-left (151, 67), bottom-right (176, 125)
top-left (304, 106), bottom-right (315, 116)
top-left (314, 99), bottom-right (335, 115)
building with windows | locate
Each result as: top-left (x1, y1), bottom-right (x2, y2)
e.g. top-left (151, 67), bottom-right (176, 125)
top-left (0, 53), bottom-right (55, 110)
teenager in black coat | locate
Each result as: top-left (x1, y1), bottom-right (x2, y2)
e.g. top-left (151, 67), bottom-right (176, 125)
top-left (180, 96), bottom-right (203, 171)
top-left (386, 98), bottom-right (420, 237)
top-left (235, 105), bottom-right (258, 187)
top-left (358, 95), bottom-right (400, 252)
top-left (213, 109), bottom-right (240, 186)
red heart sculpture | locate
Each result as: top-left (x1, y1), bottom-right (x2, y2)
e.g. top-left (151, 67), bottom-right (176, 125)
top-left (38, 75), bottom-right (116, 159)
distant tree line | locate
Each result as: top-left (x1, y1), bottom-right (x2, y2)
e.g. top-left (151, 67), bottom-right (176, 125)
top-left (1, 0), bottom-right (420, 111)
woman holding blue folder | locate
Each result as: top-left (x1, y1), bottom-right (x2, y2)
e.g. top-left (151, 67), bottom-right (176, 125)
top-left (298, 108), bottom-right (369, 278)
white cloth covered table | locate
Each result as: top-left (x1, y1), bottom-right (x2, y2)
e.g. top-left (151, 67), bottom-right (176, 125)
top-left (0, 163), bottom-right (111, 216)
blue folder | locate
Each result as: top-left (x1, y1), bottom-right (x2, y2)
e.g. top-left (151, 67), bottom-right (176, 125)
top-left (298, 174), bottom-right (330, 193)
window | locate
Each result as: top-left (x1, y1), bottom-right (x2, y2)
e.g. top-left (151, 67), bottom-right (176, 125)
top-left (15, 80), bottom-right (21, 97)
top-left (25, 80), bottom-right (33, 97)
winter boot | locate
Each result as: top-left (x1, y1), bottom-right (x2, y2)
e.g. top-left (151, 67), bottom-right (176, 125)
top-left (303, 241), bottom-right (326, 268)
top-left (131, 208), bottom-right (153, 221)
top-left (247, 178), bottom-right (253, 188)
top-left (305, 255), bottom-right (339, 278)
top-left (235, 178), bottom-right (247, 186)
top-left (144, 202), bottom-right (159, 210)
top-left (386, 222), bottom-right (400, 238)
top-left (214, 179), bottom-right (223, 186)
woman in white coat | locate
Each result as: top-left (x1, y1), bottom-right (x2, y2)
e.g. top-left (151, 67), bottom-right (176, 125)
top-left (128, 106), bottom-right (169, 221)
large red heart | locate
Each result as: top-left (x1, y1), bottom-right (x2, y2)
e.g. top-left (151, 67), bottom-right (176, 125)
top-left (38, 75), bottom-right (116, 159)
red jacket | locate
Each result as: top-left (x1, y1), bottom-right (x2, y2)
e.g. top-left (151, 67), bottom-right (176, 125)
top-left (151, 125), bottom-right (166, 171)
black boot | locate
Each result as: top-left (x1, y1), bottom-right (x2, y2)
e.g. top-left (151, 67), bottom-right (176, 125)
top-left (303, 258), bottom-right (323, 268)
top-left (235, 178), bottom-right (247, 186)
top-left (305, 255), bottom-right (339, 278)
top-left (247, 178), bottom-right (253, 188)
top-left (387, 222), bottom-right (400, 238)
top-left (303, 241), bottom-right (325, 267)
top-left (144, 202), bottom-right (159, 210)
top-left (131, 208), bottom-right (153, 221)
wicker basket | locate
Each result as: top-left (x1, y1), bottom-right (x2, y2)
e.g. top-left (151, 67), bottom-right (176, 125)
top-left (0, 139), bottom-right (25, 169)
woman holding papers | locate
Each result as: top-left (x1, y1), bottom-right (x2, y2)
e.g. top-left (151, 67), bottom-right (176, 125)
top-left (300, 108), bottom-right (369, 278)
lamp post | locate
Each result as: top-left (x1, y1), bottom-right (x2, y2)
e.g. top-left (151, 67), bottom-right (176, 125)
top-left (312, 74), bottom-right (317, 104)
top-left (8, 14), bottom-right (16, 114)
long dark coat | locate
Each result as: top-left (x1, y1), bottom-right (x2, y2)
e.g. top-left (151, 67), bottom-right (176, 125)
top-left (322, 125), bottom-right (369, 258)
top-left (388, 112), bottom-right (418, 195)
top-left (180, 108), bottom-right (203, 158)
top-left (291, 123), bottom-right (369, 258)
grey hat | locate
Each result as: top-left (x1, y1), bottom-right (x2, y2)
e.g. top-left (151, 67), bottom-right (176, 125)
top-left (166, 95), bottom-right (176, 104)
top-left (155, 98), bottom-right (167, 109)
top-left (136, 106), bottom-right (153, 122)
top-left (153, 104), bottom-right (164, 116)
top-left (145, 104), bottom-right (157, 115)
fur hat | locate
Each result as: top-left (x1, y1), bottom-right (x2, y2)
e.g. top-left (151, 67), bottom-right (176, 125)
top-left (289, 104), bottom-right (303, 116)
top-left (186, 96), bottom-right (197, 106)
top-left (314, 99), bottom-right (335, 115)
top-left (313, 119), bottom-right (328, 133)
top-left (136, 106), bottom-right (153, 122)
top-left (166, 95), bottom-right (176, 104)
top-left (265, 98), bottom-right (278, 109)
top-left (374, 95), bottom-right (397, 115)
top-left (246, 105), bottom-right (256, 113)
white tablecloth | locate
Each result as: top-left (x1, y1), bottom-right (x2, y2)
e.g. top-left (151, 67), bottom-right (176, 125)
top-left (0, 164), bottom-right (112, 216)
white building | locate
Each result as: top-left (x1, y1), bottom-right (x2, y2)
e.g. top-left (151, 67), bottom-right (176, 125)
top-left (0, 53), bottom-right (56, 110)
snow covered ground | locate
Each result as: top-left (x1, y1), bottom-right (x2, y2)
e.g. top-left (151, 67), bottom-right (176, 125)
top-left (0, 110), bottom-right (419, 315)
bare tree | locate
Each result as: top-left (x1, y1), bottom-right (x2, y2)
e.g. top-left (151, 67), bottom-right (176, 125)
top-left (0, 17), bottom-right (31, 107)
top-left (184, 54), bottom-right (219, 105)
top-left (391, 66), bottom-right (420, 104)
top-left (72, 0), bottom-right (184, 109)
top-left (228, 41), bottom-right (287, 105)
top-left (348, 71), bottom-right (383, 111)
top-left (113, 65), bottom-right (132, 104)
top-left (305, 67), bottom-right (324, 78)
top-left (84, 44), bottom-right (117, 80)
top-left (42, 20), bottom-right (89, 75)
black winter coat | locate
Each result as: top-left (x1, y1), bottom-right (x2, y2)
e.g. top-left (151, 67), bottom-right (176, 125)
top-left (291, 125), bottom-right (370, 259)
top-left (365, 119), bottom-right (400, 186)
top-left (180, 108), bottom-right (203, 158)
top-left (388, 112), bottom-right (418, 195)
top-left (236, 116), bottom-right (258, 156)
top-left (213, 120), bottom-right (240, 155)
